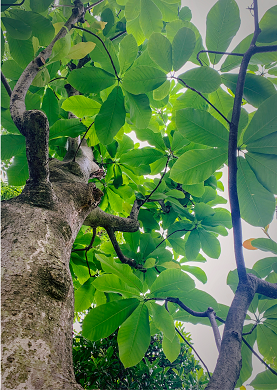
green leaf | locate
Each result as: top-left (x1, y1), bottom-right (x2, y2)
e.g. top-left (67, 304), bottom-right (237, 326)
top-left (61, 96), bottom-right (101, 118)
top-left (209, 87), bottom-right (234, 128)
top-left (66, 42), bottom-right (96, 60)
top-left (253, 257), bottom-right (277, 278)
top-left (119, 34), bottom-right (138, 74)
top-left (41, 89), bottom-right (59, 127)
top-left (126, 15), bottom-right (145, 46)
top-left (173, 88), bottom-right (209, 112)
top-left (257, 5), bottom-right (277, 43)
top-left (176, 108), bottom-right (229, 148)
top-left (82, 298), bottom-right (140, 341)
top-left (170, 148), bottom-right (227, 185)
top-left (93, 274), bottom-right (140, 297)
top-left (96, 254), bottom-right (143, 292)
top-left (95, 86), bottom-right (126, 145)
top-left (70, 68), bottom-right (115, 95)
top-left (150, 302), bottom-right (175, 341)
top-left (6, 152), bottom-right (29, 186)
top-left (127, 92), bottom-right (152, 129)
top-left (49, 119), bottom-right (87, 139)
top-left (176, 288), bottom-right (218, 313)
top-left (182, 183), bottom-right (205, 197)
top-left (172, 27), bottom-right (196, 71)
top-left (251, 238), bottom-right (277, 255)
top-left (30, 0), bottom-right (53, 13)
top-left (7, 34), bottom-right (34, 68)
top-left (135, 128), bottom-right (165, 151)
top-left (243, 94), bottom-right (277, 144)
top-left (118, 303), bottom-right (150, 368)
top-left (74, 278), bottom-right (95, 312)
top-left (202, 208), bottom-right (232, 229)
top-left (257, 324), bottom-right (277, 366)
top-left (179, 6), bottom-right (192, 22)
top-left (194, 203), bottom-right (215, 221)
top-left (152, 0), bottom-right (179, 23)
top-left (250, 369), bottom-right (277, 390)
top-left (246, 152), bottom-right (277, 194)
top-left (149, 269), bottom-right (195, 297)
top-left (221, 73), bottom-right (276, 108)
top-left (120, 147), bottom-right (163, 166)
top-left (198, 228), bottom-right (221, 259)
top-left (140, 0), bottom-right (163, 39)
top-left (237, 157), bottom-right (275, 227)
top-left (1, 134), bottom-right (26, 160)
top-left (236, 324), bottom-right (257, 388)
top-left (122, 65), bottom-right (167, 95)
top-left (246, 132), bottom-right (277, 155)
top-left (153, 80), bottom-right (171, 101)
top-left (162, 334), bottom-right (180, 363)
top-left (123, 231), bottom-right (140, 253)
top-left (181, 265), bottom-right (207, 284)
top-left (179, 67), bottom-right (221, 93)
top-left (206, 0), bottom-right (240, 64)
top-left (148, 33), bottom-right (172, 73)
top-left (125, 0), bottom-right (141, 21)
top-left (2, 17), bottom-right (32, 40)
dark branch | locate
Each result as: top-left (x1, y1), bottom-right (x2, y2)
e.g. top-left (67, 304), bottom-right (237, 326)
top-left (197, 50), bottom-right (244, 67)
top-left (2, 0), bottom-right (25, 6)
top-left (85, 207), bottom-right (140, 232)
top-left (253, 45), bottom-right (277, 54)
top-left (242, 323), bottom-right (257, 336)
top-left (105, 227), bottom-right (145, 270)
top-left (255, 276), bottom-right (277, 299)
top-left (71, 26), bottom-right (119, 80)
top-left (85, 0), bottom-right (106, 12)
top-left (110, 30), bottom-right (127, 41)
top-left (1, 71), bottom-right (12, 97)
top-left (173, 76), bottom-right (230, 125)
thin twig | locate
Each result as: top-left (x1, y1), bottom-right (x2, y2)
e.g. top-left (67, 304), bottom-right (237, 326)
top-left (1, 71), bottom-right (12, 97)
top-left (197, 50), bottom-right (244, 66)
top-left (72, 26), bottom-right (119, 79)
top-left (155, 227), bottom-right (195, 250)
top-left (242, 336), bottom-right (277, 376)
top-left (85, 0), bottom-right (106, 12)
top-left (73, 121), bottom-right (94, 162)
top-left (164, 301), bottom-right (211, 378)
top-left (242, 323), bottom-right (257, 336)
top-left (72, 228), bottom-right (97, 277)
top-left (2, 0), bottom-right (25, 6)
top-left (110, 30), bottom-right (127, 41)
top-left (172, 76), bottom-right (230, 125)
top-left (49, 77), bottom-right (67, 83)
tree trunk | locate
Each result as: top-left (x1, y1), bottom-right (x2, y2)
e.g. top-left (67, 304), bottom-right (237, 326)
top-left (1, 145), bottom-right (102, 390)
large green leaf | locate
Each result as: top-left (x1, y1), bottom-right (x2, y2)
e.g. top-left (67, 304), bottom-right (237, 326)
top-left (1, 134), bottom-right (26, 160)
top-left (120, 147), bottom-right (163, 166)
top-left (236, 324), bottom-right (257, 388)
top-left (170, 148), bottom-right (227, 185)
top-left (2, 17), bottom-right (32, 40)
top-left (82, 298), bottom-right (140, 341)
top-left (152, 0), bottom-right (179, 22)
top-left (148, 33), bottom-right (172, 73)
top-left (7, 34), bottom-right (34, 68)
top-left (119, 34), bottom-right (138, 74)
top-left (237, 157), bottom-right (275, 227)
top-left (251, 238), bottom-right (277, 255)
top-left (246, 132), bottom-right (277, 155)
top-left (175, 288), bottom-right (218, 313)
top-left (135, 128), bottom-right (165, 151)
top-left (172, 27), bottom-right (195, 71)
top-left (206, 0), bottom-right (240, 64)
top-left (67, 67), bottom-right (116, 95)
top-left (246, 152), bottom-right (277, 194)
top-left (253, 257), bottom-right (277, 278)
top-left (257, 324), bottom-right (277, 366)
top-left (127, 92), bottom-right (152, 129)
top-left (49, 119), bottom-right (87, 139)
top-left (176, 108), bottom-right (229, 148)
top-left (198, 228), bottom-right (221, 259)
top-left (140, 0), bottom-right (163, 39)
top-left (126, 15), bottom-right (145, 46)
top-left (221, 73), bottom-right (276, 108)
top-left (181, 265), bottom-right (207, 284)
top-left (150, 302), bottom-right (175, 341)
top-left (125, 0), bottom-right (141, 21)
top-left (250, 369), bottom-right (277, 390)
top-left (74, 278), bottom-right (95, 313)
top-left (118, 303), bottom-right (150, 368)
top-left (95, 254), bottom-right (143, 292)
top-left (41, 88), bottom-right (59, 127)
top-left (61, 96), bottom-right (101, 118)
top-left (6, 152), bottom-right (29, 186)
top-left (30, 0), bottom-right (53, 13)
top-left (93, 274), bottom-right (140, 297)
top-left (202, 208), bottom-right (232, 229)
top-left (162, 334), bottom-right (180, 363)
top-left (1, 60), bottom-right (23, 80)
top-left (185, 230), bottom-right (200, 261)
top-left (208, 87), bottom-right (234, 128)
top-left (243, 94), bottom-right (277, 144)
top-left (149, 269), bottom-right (195, 297)
top-left (122, 65), bottom-right (167, 95)
top-left (95, 86), bottom-right (126, 145)
top-left (179, 67), bottom-right (221, 93)
top-left (257, 5), bottom-right (277, 43)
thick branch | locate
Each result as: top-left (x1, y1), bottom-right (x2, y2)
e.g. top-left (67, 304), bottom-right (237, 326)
top-left (85, 207), bottom-right (140, 232)
top-left (255, 276), bottom-right (277, 298)
top-left (10, 0), bottom-right (85, 134)
top-left (1, 71), bottom-right (12, 97)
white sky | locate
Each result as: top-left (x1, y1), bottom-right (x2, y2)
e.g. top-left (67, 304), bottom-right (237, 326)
top-left (180, 0), bottom-right (277, 386)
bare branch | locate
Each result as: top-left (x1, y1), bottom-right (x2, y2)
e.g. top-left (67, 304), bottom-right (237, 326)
top-left (197, 50), bottom-right (244, 66)
top-left (105, 227), bottom-right (145, 270)
top-left (85, 207), bottom-right (140, 232)
top-left (85, 0), bottom-right (106, 12)
top-left (207, 307), bottom-right (221, 352)
top-left (255, 276), bottom-right (277, 299)
top-left (1, 71), bottom-right (12, 97)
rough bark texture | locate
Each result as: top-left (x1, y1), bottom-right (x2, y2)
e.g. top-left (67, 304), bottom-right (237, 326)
top-left (1, 143), bottom-right (102, 390)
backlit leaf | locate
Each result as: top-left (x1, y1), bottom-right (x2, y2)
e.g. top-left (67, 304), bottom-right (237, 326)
top-left (62, 96), bottom-right (101, 118)
top-left (179, 67), bottom-right (221, 93)
top-left (122, 65), bottom-right (167, 95)
top-left (172, 27), bottom-right (195, 71)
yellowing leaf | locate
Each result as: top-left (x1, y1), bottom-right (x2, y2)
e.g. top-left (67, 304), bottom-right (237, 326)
top-left (53, 22), bottom-right (65, 35)
top-left (91, 21), bottom-right (107, 30)
top-left (66, 42), bottom-right (96, 60)
top-left (240, 386), bottom-right (246, 390)
top-left (243, 239), bottom-right (258, 250)
top-left (161, 262), bottom-right (181, 269)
